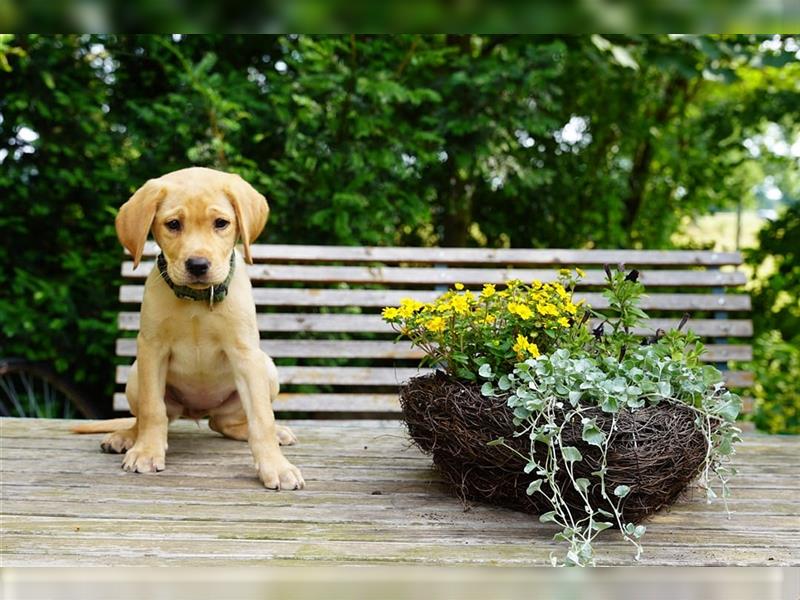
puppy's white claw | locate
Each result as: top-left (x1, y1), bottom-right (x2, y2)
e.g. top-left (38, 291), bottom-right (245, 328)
top-left (258, 459), bottom-right (304, 491)
top-left (122, 445), bottom-right (166, 473)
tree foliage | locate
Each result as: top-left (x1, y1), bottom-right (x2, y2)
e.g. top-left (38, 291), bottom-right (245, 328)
top-left (0, 34), bottom-right (796, 411)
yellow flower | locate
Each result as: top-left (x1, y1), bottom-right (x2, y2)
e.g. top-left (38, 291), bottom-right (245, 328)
top-left (559, 268), bottom-right (571, 276)
top-left (483, 315), bottom-right (496, 325)
top-left (481, 283), bottom-right (496, 298)
top-left (576, 267), bottom-right (586, 278)
top-left (435, 301), bottom-right (451, 313)
top-left (554, 284), bottom-right (569, 300)
top-left (454, 282), bottom-right (464, 290)
top-left (398, 298), bottom-right (424, 318)
top-left (536, 302), bottom-right (559, 317)
top-left (531, 279), bottom-right (542, 289)
top-left (558, 316), bottom-right (570, 328)
top-left (381, 307), bottom-right (400, 320)
top-left (508, 302), bottom-right (533, 320)
top-left (450, 294), bottom-right (470, 315)
top-left (512, 334), bottom-right (541, 359)
top-left (424, 316), bottom-right (446, 332)
top-left (564, 301), bottom-right (578, 315)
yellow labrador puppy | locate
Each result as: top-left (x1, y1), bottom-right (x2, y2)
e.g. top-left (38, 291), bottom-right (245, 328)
top-left (74, 167), bottom-right (304, 490)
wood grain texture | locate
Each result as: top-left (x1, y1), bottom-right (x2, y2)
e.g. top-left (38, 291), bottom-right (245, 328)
top-left (122, 262), bottom-right (748, 287)
top-left (118, 287), bottom-right (752, 312)
top-left (115, 338), bottom-right (754, 362)
top-left (113, 364), bottom-right (754, 390)
top-left (135, 242), bottom-right (744, 266)
top-left (1, 418), bottom-right (796, 566)
top-left (117, 312), bottom-right (753, 337)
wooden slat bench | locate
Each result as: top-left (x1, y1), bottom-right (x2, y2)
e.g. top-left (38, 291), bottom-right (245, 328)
top-left (113, 243), bottom-right (755, 414)
top-left (5, 244), bottom-right (796, 567)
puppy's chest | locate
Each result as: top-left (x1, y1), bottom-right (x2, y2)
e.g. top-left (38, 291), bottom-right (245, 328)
top-left (166, 314), bottom-right (231, 375)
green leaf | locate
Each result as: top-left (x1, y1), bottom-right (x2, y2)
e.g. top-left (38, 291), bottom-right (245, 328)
top-left (561, 446), bottom-right (583, 463)
top-left (717, 399), bottom-right (741, 422)
top-left (456, 367), bottom-right (476, 381)
top-left (581, 422), bottom-right (606, 447)
top-left (591, 521), bottom-right (613, 532)
top-left (478, 363), bottom-right (493, 379)
top-left (539, 511), bottom-right (558, 524)
top-left (498, 375), bottom-right (512, 391)
top-left (480, 382), bottom-right (496, 397)
top-left (614, 485), bottom-right (631, 498)
top-left (486, 437), bottom-right (505, 447)
top-left (41, 71), bottom-right (55, 90)
top-left (526, 480), bottom-right (543, 495)
top-left (574, 478), bottom-right (590, 494)
top-left (611, 45), bottom-right (639, 70)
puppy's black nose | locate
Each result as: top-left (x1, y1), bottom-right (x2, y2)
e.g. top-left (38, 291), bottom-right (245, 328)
top-left (185, 257), bottom-right (210, 277)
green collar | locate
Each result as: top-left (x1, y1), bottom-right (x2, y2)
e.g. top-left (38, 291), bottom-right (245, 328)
top-left (157, 252), bottom-right (235, 309)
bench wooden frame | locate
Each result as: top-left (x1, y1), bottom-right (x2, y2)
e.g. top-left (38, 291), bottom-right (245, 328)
top-left (114, 242), bottom-right (754, 415)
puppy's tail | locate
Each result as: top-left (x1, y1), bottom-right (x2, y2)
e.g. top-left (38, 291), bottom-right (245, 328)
top-left (71, 418), bottom-right (136, 434)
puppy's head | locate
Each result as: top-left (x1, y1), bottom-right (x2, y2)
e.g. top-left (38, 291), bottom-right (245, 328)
top-left (116, 167), bottom-right (268, 288)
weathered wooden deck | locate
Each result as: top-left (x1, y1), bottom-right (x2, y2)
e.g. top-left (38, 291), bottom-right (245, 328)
top-left (1, 418), bottom-right (798, 566)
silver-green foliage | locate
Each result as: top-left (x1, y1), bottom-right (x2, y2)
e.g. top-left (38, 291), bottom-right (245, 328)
top-left (482, 343), bottom-right (742, 566)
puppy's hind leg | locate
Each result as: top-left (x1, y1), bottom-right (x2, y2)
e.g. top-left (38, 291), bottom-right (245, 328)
top-left (209, 390), bottom-right (297, 446)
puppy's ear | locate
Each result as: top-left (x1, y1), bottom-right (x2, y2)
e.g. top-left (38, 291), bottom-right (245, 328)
top-left (116, 178), bottom-right (167, 269)
top-left (224, 174), bottom-right (269, 264)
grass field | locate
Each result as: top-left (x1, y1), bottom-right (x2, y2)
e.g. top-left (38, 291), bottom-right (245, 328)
top-left (672, 210), bottom-right (767, 253)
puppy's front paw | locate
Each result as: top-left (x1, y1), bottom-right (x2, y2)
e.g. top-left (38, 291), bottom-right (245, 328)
top-left (276, 424), bottom-right (298, 446)
top-left (122, 444), bottom-right (166, 473)
top-left (257, 457), bottom-right (304, 491)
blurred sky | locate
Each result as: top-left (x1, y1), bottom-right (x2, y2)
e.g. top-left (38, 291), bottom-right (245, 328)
top-left (1, 0), bottom-right (799, 32)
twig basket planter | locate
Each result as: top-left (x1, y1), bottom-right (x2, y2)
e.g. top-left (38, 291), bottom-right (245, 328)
top-left (400, 371), bottom-right (709, 525)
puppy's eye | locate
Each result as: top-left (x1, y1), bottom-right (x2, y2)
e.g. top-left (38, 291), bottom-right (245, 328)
top-left (214, 218), bottom-right (230, 230)
top-left (165, 220), bottom-right (181, 231)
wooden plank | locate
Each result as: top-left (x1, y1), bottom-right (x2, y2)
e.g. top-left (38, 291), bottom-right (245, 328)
top-left (114, 392), bottom-right (401, 413)
top-left (4, 532), bottom-right (795, 566)
top-left (5, 479), bottom-right (799, 520)
top-left (136, 242), bottom-right (744, 266)
top-left (4, 515), bottom-right (797, 548)
top-left (113, 393), bottom-right (754, 415)
top-left (117, 311), bottom-right (754, 337)
top-left (119, 285), bottom-right (753, 311)
top-left (114, 365), bottom-right (753, 390)
top-left (724, 371), bottom-right (754, 388)
top-left (122, 262), bottom-right (748, 287)
top-left (114, 338), bottom-right (753, 363)
top-left (115, 365), bottom-right (427, 386)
